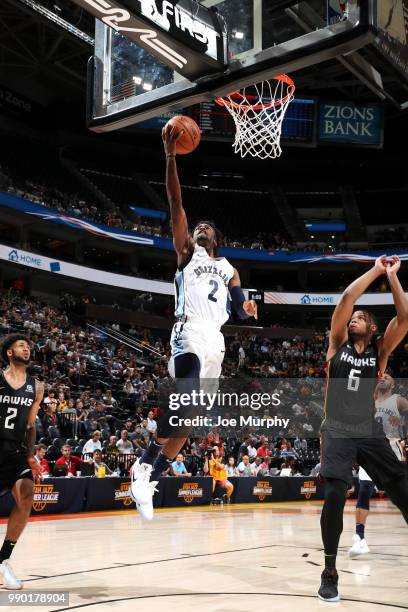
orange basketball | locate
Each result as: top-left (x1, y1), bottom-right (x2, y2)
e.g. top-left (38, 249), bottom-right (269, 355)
top-left (166, 115), bottom-right (201, 154)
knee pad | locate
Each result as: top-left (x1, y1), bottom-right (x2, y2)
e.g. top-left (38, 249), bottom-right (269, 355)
top-left (356, 481), bottom-right (375, 510)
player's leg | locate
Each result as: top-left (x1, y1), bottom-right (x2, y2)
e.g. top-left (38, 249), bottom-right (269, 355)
top-left (349, 479), bottom-right (375, 557)
top-left (150, 330), bottom-right (223, 481)
top-left (130, 352), bottom-right (200, 519)
top-left (318, 430), bottom-right (356, 602)
top-left (0, 473), bottom-right (33, 590)
top-left (358, 435), bottom-right (408, 524)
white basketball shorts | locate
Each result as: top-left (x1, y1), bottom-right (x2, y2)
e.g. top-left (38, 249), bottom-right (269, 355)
top-left (168, 318), bottom-right (225, 380)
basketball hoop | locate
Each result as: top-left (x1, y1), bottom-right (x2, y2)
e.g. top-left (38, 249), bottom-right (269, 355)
top-left (215, 75), bottom-right (295, 160)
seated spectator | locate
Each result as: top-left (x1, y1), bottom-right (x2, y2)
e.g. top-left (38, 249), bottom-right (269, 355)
top-left (139, 418), bottom-right (150, 442)
top-left (54, 444), bottom-right (82, 477)
top-left (190, 438), bottom-right (203, 458)
top-left (171, 453), bottom-right (191, 477)
top-left (259, 456), bottom-right (272, 475)
top-left (294, 436), bottom-right (308, 452)
top-left (247, 439), bottom-right (258, 460)
top-left (106, 435), bottom-right (119, 455)
top-left (82, 430), bottom-right (102, 456)
top-left (257, 440), bottom-right (272, 458)
top-left (34, 443), bottom-right (50, 478)
top-left (123, 380), bottom-right (136, 396)
top-left (226, 456), bottom-right (239, 477)
top-left (124, 419), bottom-right (136, 440)
top-left (42, 402), bottom-right (58, 429)
top-left (43, 391), bottom-right (57, 411)
top-left (116, 429), bottom-right (133, 454)
top-left (103, 389), bottom-right (118, 411)
top-left (237, 455), bottom-right (254, 477)
top-left (87, 449), bottom-right (113, 476)
top-left (252, 456), bottom-right (263, 475)
top-left (57, 392), bottom-right (68, 411)
top-left (146, 410), bottom-right (157, 436)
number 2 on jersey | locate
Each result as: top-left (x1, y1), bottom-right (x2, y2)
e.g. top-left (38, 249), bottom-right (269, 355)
top-left (4, 407), bottom-right (17, 429)
top-left (208, 280), bottom-right (218, 302)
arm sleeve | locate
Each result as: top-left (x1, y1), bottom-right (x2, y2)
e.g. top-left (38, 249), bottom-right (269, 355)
top-left (230, 286), bottom-right (250, 320)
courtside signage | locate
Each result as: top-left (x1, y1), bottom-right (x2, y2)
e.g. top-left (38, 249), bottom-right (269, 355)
top-left (319, 102), bottom-right (383, 147)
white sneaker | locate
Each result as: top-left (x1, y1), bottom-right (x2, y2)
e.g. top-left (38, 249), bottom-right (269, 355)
top-left (0, 560), bottom-right (23, 589)
top-left (129, 459), bottom-right (158, 521)
top-left (349, 534), bottom-right (370, 558)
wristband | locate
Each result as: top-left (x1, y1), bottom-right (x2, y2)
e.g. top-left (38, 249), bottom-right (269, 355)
top-left (166, 154), bottom-right (176, 159)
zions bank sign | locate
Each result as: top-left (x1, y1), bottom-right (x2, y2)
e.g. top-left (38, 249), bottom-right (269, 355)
top-left (319, 102), bottom-right (383, 148)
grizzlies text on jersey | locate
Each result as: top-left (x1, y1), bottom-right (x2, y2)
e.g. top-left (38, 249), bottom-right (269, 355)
top-left (174, 244), bottom-right (234, 327)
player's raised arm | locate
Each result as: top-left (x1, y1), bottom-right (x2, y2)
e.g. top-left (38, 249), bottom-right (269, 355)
top-left (162, 124), bottom-right (194, 267)
top-left (229, 268), bottom-right (258, 320)
top-left (377, 256), bottom-right (408, 372)
top-left (327, 256), bottom-right (387, 360)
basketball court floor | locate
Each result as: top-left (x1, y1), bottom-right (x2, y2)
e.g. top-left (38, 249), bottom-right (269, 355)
top-left (1, 499), bottom-right (407, 611)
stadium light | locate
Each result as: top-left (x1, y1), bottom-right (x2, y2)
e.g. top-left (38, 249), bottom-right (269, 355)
top-left (16, 0), bottom-right (94, 45)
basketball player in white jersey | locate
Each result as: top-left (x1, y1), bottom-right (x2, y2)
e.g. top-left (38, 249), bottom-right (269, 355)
top-left (349, 373), bottom-right (408, 557)
top-left (129, 123), bottom-right (257, 519)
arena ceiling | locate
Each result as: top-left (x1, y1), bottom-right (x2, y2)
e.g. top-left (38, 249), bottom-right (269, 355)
top-left (1, 0), bottom-right (406, 114)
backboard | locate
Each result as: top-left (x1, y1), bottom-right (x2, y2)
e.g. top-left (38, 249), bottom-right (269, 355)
top-left (86, 0), bottom-right (408, 132)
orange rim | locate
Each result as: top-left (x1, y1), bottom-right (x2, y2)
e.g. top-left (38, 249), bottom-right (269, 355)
top-left (215, 74), bottom-right (295, 111)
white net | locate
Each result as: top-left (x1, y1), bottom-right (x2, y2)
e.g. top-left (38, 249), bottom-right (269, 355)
top-left (215, 76), bottom-right (295, 160)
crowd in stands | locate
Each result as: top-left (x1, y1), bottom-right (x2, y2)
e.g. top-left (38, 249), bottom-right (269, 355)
top-left (0, 289), bottom-right (332, 479)
top-left (1, 163), bottom-right (296, 251)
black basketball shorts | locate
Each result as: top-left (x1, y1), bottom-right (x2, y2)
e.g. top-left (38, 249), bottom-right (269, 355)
top-left (0, 451), bottom-right (33, 495)
top-left (321, 427), bottom-right (406, 487)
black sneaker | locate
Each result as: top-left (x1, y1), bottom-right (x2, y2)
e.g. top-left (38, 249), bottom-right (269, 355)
top-left (318, 568), bottom-right (340, 602)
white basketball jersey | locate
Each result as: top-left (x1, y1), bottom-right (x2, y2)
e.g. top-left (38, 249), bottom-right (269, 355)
top-left (174, 244), bottom-right (234, 327)
top-left (375, 394), bottom-right (401, 439)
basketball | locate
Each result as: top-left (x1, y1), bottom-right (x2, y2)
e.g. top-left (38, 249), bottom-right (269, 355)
top-left (165, 115), bottom-right (201, 154)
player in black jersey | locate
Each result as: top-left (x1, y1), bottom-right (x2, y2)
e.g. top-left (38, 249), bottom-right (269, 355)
top-left (318, 256), bottom-right (408, 602)
top-left (0, 334), bottom-right (44, 589)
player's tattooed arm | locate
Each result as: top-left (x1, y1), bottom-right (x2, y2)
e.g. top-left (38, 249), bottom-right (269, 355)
top-left (327, 255), bottom-right (387, 359)
top-left (229, 269), bottom-right (258, 320)
top-left (25, 380), bottom-right (45, 456)
top-left (378, 256), bottom-right (408, 371)
top-left (162, 124), bottom-right (194, 266)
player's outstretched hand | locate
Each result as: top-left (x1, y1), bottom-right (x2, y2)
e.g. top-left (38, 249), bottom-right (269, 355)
top-left (386, 255), bottom-right (401, 277)
top-left (162, 123), bottom-right (184, 157)
top-left (374, 254), bottom-right (388, 274)
top-left (243, 299), bottom-right (258, 320)
top-left (27, 456), bottom-right (42, 483)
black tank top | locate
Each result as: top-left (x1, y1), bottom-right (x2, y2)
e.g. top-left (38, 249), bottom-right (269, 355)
top-left (323, 339), bottom-right (379, 426)
top-left (0, 370), bottom-right (36, 454)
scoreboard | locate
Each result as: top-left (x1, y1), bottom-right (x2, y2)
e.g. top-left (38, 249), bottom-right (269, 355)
top-left (192, 97), bottom-right (317, 145)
